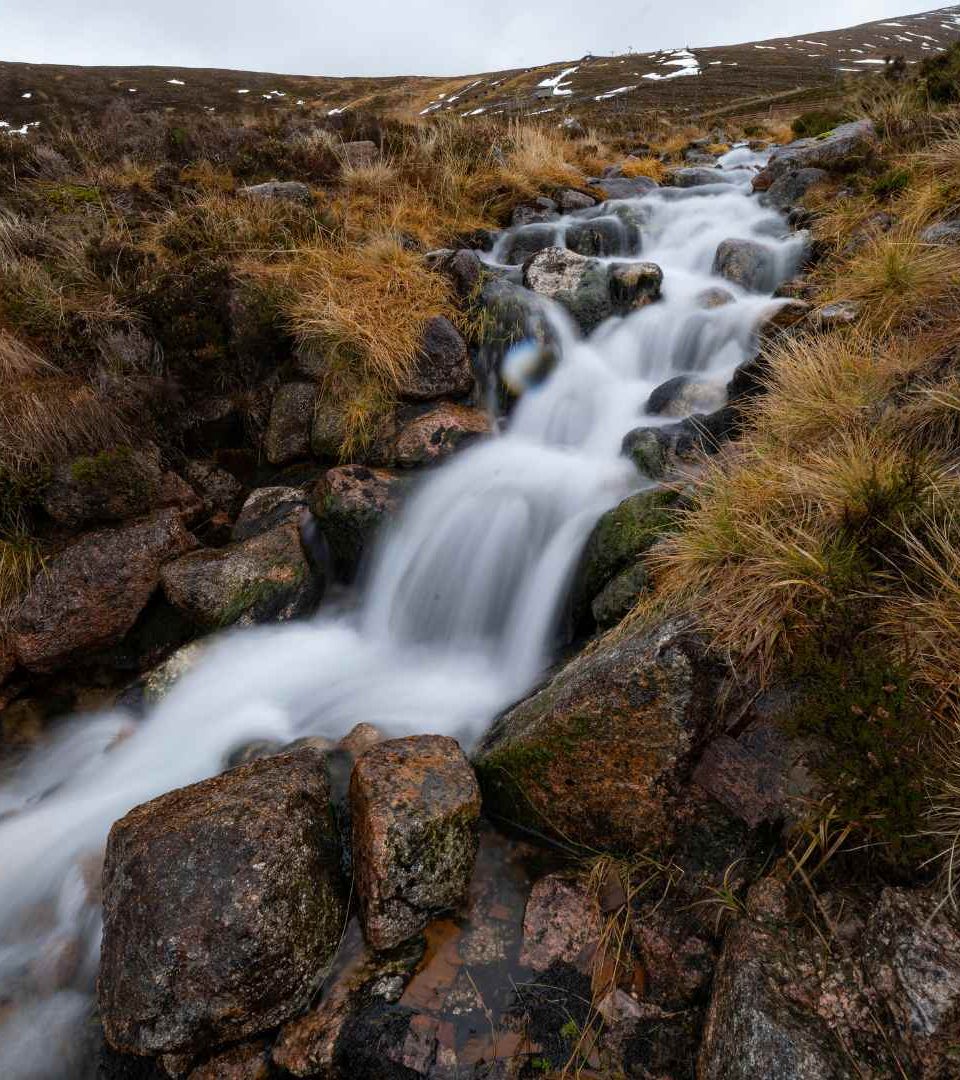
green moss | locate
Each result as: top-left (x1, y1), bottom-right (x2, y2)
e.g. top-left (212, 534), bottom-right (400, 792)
top-left (36, 182), bottom-right (102, 211)
top-left (791, 110), bottom-right (850, 140)
top-left (871, 167), bottom-right (912, 199)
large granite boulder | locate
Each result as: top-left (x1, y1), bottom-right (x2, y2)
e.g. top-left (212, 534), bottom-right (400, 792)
top-left (753, 120), bottom-right (878, 190)
top-left (350, 735), bottom-right (481, 950)
top-left (474, 618), bottom-right (722, 851)
top-left (12, 510), bottom-right (195, 673)
top-left (399, 316), bottom-right (474, 401)
top-left (99, 748), bottom-right (345, 1056)
top-left (309, 465), bottom-right (408, 580)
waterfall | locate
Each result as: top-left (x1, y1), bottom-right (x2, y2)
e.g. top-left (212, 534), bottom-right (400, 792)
top-left (0, 144), bottom-right (806, 1077)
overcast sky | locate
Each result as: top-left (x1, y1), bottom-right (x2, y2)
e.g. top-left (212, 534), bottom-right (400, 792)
top-left (2, 1), bottom-right (951, 76)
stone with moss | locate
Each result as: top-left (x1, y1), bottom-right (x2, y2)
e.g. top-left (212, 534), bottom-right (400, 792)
top-left (473, 617), bottom-right (722, 852)
top-left (570, 487), bottom-right (677, 627)
top-left (591, 560), bottom-right (650, 629)
top-left (41, 447), bottom-right (165, 529)
top-left (265, 383), bottom-right (316, 466)
top-left (350, 735), bottom-right (481, 950)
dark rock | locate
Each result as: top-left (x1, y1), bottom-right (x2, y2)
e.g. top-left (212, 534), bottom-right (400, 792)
top-left (40, 448), bottom-right (166, 529)
top-left (444, 248), bottom-right (484, 297)
top-left (12, 511), bottom-right (195, 673)
top-left (646, 375), bottom-right (727, 418)
top-left (670, 167), bottom-right (735, 188)
top-left (231, 485), bottom-right (306, 541)
top-left (310, 398), bottom-right (348, 461)
top-left (350, 735), bottom-right (481, 950)
top-left (565, 216), bottom-right (634, 257)
top-left (161, 518), bottom-right (321, 629)
top-left (400, 316), bottom-right (474, 401)
top-left (712, 239), bottom-right (778, 292)
top-left (187, 1040), bottom-right (270, 1080)
top-left (760, 167), bottom-right (828, 210)
top-left (393, 403), bottom-right (490, 467)
top-left (238, 180), bottom-right (312, 204)
top-left (633, 906), bottom-right (715, 1007)
top-left (510, 199), bottom-right (559, 227)
top-left (183, 461), bottom-right (242, 517)
top-left (591, 561), bottom-right (650, 628)
top-left (99, 748), bottom-right (345, 1056)
top-left (264, 383), bottom-right (316, 466)
top-left (309, 465), bottom-right (408, 580)
top-left (586, 175), bottom-right (659, 199)
top-left (502, 224), bottom-right (558, 265)
top-left (921, 218), bottom-right (960, 244)
top-left (474, 618), bottom-right (722, 851)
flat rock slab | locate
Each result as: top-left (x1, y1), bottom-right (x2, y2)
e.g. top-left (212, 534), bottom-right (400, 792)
top-left (350, 735), bottom-right (481, 950)
top-left (99, 747), bottom-right (345, 1056)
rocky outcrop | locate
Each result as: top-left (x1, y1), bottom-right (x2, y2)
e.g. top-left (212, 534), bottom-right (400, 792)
top-left (523, 247), bottom-right (661, 333)
top-left (99, 747), bottom-right (345, 1056)
top-left (474, 618), bottom-right (722, 850)
top-left (161, 516), bottom-right (321, 629)
top-left (310, 465), bottom-right (408, 580)
top-left (753, 120), bottom-right (878, 190)
top-left (350, 735), bottom-right (481, 950)
top-left (264, 383), bottom-right (316, 466)
top-left (399, 316), bottom-right (474, 401)
top-left (760, 167), bottom-right (828, 211)
top-left (12, 510), bottom-right (196, 673)
top-left (393, 403), bottom-right (490, 467)
top-left (238, 180), bottom-right (312, 204)
top-left (712, 239), bottom-right (778, 293)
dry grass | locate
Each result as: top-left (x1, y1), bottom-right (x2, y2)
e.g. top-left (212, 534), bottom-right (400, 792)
top-left (0, 330), bottom-right (57, 381)
top-left (620, 156), bottom-right (666, 182)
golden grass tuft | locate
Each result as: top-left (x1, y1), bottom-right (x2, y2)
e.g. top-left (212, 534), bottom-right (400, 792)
top-left (620, 156), bottom-right (666, 182)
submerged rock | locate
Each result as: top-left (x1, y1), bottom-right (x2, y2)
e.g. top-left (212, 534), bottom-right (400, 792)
top-left (99, 747), bottom-right (345, 1056)
top-left (12, 510), bottom-right (195, 673)
top-left (565, 215), bottom-right (636, 258)
top-left (309, 465), bottom-right (407, 580)
top-left (393, 403), bottom-right (490, 467)
top-left (474, 618), bottom-right (722, 850)
top-left (670, 167), bottom-right (735, 188)
top-left (350, 735), bottom-right (481, 950)
top-left (161, 517), bottom-right (321, 629)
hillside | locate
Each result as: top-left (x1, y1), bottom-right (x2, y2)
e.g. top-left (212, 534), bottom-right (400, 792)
top-left (3, 6), bottom-right (960, 130)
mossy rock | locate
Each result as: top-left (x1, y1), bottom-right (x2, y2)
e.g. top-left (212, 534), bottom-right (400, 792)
top-left (41, 447), bottom-right (163, 529)
top-left (570, 488), bottom-right (677, 628)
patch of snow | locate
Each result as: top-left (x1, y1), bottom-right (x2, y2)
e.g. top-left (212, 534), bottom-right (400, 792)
top-left (800, 39), bottom-right (829, 47)
top-left (595, 85), bottom-right (637, 100)
top-left (237, 89), bottom-right (250, 94)
top-left (754, 45), bottom-right (777, 50)
top-left (328, 107), bottom-right (346, 116)
top-left (167, 79), bottom-right (185, 86)
top-left (21, 92), bottom-right (31, 99)
top-left (853, 58), bottom-right (888, 64)
top-left (128, 88), bottom-right (137, 93)
top-left (464, 107), bottom-right (486, 116)
top-left (880, 22), bottom-right (905, 27)
top-left (536, 67), bottom-right (578, 96)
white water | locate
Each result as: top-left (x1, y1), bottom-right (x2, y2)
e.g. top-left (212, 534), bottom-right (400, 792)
top-left (0, 144), bottom-right (806, 1077)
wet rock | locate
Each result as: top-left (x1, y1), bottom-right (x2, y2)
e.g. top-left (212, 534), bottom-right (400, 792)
top-left (161, 518), bottom-right (321, 629)
top-left (622, 411), bottom-right (733, 481)
top-left (40, 447), bottom-right (167, 529)
top-left (760, 167), bottom-right (828, 210)
top-left (400, 316), bottom-right (474, 401)
top-left (813, 300), bottom-right (860, 330)
top-left (591, 561), bottom-right (650, 629)
top-left (712, 239), bottom-right (778, 293)
top-left (557, 188), bottom-right (596, 212)
top-left (340, 140), bottom-right (378, 168)
top-left (523, 247), bottom-right (661, 333)
top-left (187, 1040), bottom-right (270, 1080)
top-left (565, 216), bottom-right (634, 257)
top-left (646, 375), bottom-right (727, 418)
top-left (141, 640), bottom-right (207, 705)
top-left (502, 223), bottom-right (558, 265)
top-left (670, 167), bottom-right (735, 188)
top-left (520, 874), bottom-right (601, 973)
top-left (183, 461), bottom-right (242, 517)
top-left (12, 510), bottom-right (195, 673)
top-left (475, 617), bottom-right (722, 851)
top-left (697, 286), bottom-right (736, 309)
top-left (264, 383), bottom-right (316, 466)
top-left (99, 747), bottom-right (345, 1056)
top-left (753, 120), bottom-right (878, 190)
top-left (224, 739), bottom-right (287, 768)
top-left (350, 735), bottom-right (482, 950)
top-left (309, 465), bottom-right (408, 580)
top-left (393, 403), bottom-right (490, 467)
top-left (511, 198), bottom-right (559, 227)
top-left (0, 636), bottom-right (14, 690)
top-left (238, 180), bottom-right (312, 204)
top-left (231, 485), bottom-right (305, 542)
top-left (570, 488), bottom-right (677, 625)
top-left (863, 887), bottom-right (960, 1079)
top-left (587, 175), bottom-right (658, 199)
top-left (692, 721), bottom-right (821, 829)
top-left (921, 218), bottom-right (960, 244)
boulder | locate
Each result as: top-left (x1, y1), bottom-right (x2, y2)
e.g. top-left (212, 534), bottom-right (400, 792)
top-left (12, 510), bottom-right (195, 673)
top-left (264, 383), bottom-right (316, 466)
top-left (645, 375), bottom-right (727, 418)
top-left (443, 248), bottom-right (484, 297)
top-left (40, 447), bottom-right (166, 529)
top-left (231, 485), bottom-right (306, 541)
top-left (586, 175), bottom-right (659, 199)
top-left (350, 735), bottom-right (481, 950)
top-left (399, 316), bottom-right (474, 401)
top-left (591, 561), bottom-right (650, 629)
top-left (565, 216), bottom-right (635, 257)
top-left (99, 748), bottom-right (345, 1056)
top-left (474, 618), bottom-right (722, 850)
top-left (502, 223), bottom-right (558, 265)
top-left (523, 247), bottom-right (661, 333)
top-left (310, 465), bottom-right (407, 580)
top-left (339, 141), bottom-right (378, 168)
top-left (141, 640), bottom-right (207, 705)
top-left (310, 398), bottom-right (348, 460)
top-left (862, 888), bottom-right (960, 1079)
top-left (712, 239), bottom-right (778, 293)
top-left (570, 488), bottom-right (677, 624)
top-left (161, 518), bottom-right (321, 629)
top-left (183, 461), bottom-right (243, 516)
top-left (557, 188), bottom-right (596, 212)
top-left (393, 403), bottom-right (490, 467)
top-left (760, 167), bottom-right (828, 211)
top-left (520, 874), bottom-right (602, 973)
top-left (238, 180), bottom-right (312, 204)
top-left (697, 286), bottom-right (736, 309)
top-left (511, 198), bottom-right (559, 227)
top-left (753, 120), bottom-right (878, 190)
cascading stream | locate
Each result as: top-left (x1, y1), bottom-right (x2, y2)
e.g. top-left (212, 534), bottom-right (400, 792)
top-left (0, 144), bottom-right (806, 1078)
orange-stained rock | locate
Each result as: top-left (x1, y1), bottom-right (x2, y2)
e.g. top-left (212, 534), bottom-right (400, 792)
top-left (519, 874), bottom-right (602, 973)
top-left (393, 404), bottom-right (490, 468)
top-left (350, 735), bottom-right (481, 950)
top-left (187, 1040), bottom-right (270, 1080)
